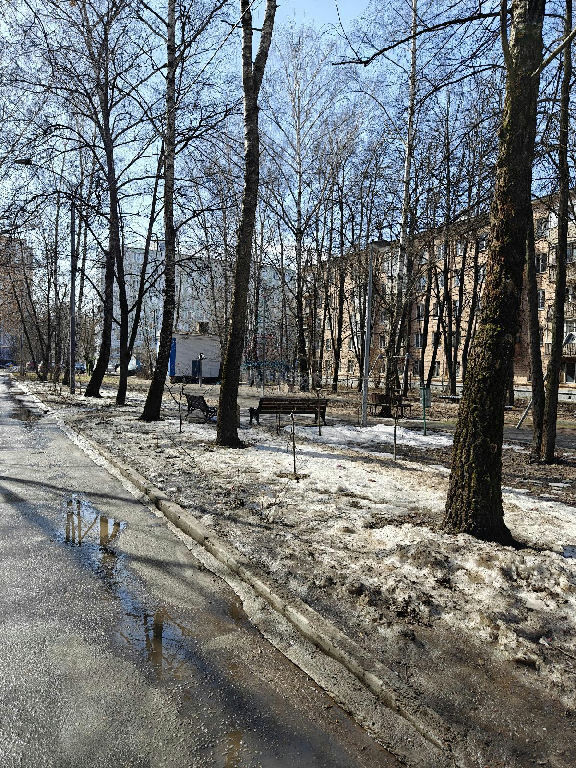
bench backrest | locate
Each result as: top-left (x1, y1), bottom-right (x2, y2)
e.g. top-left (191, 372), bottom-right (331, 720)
top-left (185, 394), bottom-right (208, 409)
top-left (259, 397), bottom-right (327, 407)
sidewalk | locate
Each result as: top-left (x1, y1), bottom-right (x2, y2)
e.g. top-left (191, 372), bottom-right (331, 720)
top-left (12, 376), bottom-right (576, 768)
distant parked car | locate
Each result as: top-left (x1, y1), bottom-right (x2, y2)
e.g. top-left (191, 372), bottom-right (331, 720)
top-left (0, 360), bottom-right (13, 369)
top-left (75, 362), bottom-right (86, 373)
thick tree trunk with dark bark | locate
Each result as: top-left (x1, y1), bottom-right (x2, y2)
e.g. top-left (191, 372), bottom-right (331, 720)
top-left (140, 0), bottom-right (177, 422)
top-left (85, 246), bottom-right (114, 397)
top-left (542, 0), bottom-right (571, 462)
top-left (85, 64), bottom-right (121, 399)
top-left (331, 262), bottom-right (346, 392)
top-left (216, 0), bottom-right (277, 447)
top-left (443, 0), bottom-right (545, 543)
top-left (525, 214), bottom-right (546, 459)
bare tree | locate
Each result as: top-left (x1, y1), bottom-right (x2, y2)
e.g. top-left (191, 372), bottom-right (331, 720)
top-left (216, 0), bottom-right (277, 447)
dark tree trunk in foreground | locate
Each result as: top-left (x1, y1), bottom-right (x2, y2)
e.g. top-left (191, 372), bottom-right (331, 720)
top-left (443, 0), bottom-right (545, 543)
top-left (85, 246), bottom-right (114, 397)
top-left (140, 0), bottom-right (176, 422)
top-left (216, 0), bottom-right (277, 447)
top-left (525, 214), bottom-right (545, 461)
top-left (542, 0), bottom-right (571, 462)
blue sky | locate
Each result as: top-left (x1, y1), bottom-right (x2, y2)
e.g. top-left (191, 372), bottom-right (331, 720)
top-left (274, 0), bottom-right (369, 29)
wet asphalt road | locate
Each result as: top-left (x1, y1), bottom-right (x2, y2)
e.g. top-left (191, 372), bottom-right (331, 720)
top-left (0, 377), bottom-right (399, 768)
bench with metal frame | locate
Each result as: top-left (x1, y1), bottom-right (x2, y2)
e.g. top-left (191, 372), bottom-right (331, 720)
top-left (249, 397), bottom-right (328, 426)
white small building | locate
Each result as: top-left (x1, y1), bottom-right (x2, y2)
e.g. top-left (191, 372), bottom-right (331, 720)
top-left (169, 331), bottom-right (221, 382)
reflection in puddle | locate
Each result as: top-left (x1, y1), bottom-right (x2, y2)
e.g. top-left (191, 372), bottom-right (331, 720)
top-left (10, 401), bottom-right (41, 427)
top-left (59, 494), bottom-right (201, 682)
top-left (225, 730), bottom-right (244, 768)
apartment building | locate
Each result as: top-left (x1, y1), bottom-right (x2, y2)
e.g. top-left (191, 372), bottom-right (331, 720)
top-left (326, 202), bottom-right (576, 396)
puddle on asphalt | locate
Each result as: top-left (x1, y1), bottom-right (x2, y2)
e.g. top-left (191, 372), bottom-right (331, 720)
top-left (58, 494), bottom-right (203, 682)
top-left (10, 401), bottom-right (41, 427)
top-left (53, 495), bottom-right (378, 767)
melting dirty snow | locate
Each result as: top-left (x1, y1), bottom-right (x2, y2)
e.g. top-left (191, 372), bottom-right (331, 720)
top-left (22, 382), bottom-right (576, 730)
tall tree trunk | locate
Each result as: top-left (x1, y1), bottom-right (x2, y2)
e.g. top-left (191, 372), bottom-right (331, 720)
top-left (443, 0), bottom-right (545, 543)
top-left (85, 71), bottom-right (121, 398)
top-left (216, 0), bottom-right (277, 446)
top-left (525, 214), bottom-right (546, 460)
top-left (385, 0), bottom-right (417, 399)
top-left (542, 0), bottom-right (571, 462)
top-left (140, 0), bottom-right (176, 422)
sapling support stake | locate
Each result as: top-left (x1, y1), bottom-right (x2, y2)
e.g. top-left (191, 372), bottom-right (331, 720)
top-left (291, 412), bottom-right (298, 481)
top-left (393, 405), bottom-right (398, 461)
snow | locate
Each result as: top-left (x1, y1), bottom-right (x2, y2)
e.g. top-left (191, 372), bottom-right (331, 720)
top-left (17, 379), bottom-right (576, 759)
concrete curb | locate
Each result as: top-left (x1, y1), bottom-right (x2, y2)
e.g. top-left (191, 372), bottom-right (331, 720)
top-left (86, 442), bottom-right (472, 767)
top-left (10, 379), bottom-right (472, 767)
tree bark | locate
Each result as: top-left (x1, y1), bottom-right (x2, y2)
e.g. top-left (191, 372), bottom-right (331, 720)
top-left (216, 0), bottom-right (277, 447)
top-left (140, 0), bottom-right (176, 422)
top-left (443, 0), bottom-right (545, 543)
top-left (542, 0), bottom-right (571, 462)
top-left (525, 214), bottom-right (546, 460)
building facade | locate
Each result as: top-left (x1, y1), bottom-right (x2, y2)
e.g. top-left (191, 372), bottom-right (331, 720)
top-left (326, 202), bottom-right (576, 397)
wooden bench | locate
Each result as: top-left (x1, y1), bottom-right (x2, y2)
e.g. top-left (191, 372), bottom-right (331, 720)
top-left (368, 393), bottom-right (412, 418)
top-left (184, 394), bottom-right (217, 422)
top-left (249, 397), bottom-right (328, 426)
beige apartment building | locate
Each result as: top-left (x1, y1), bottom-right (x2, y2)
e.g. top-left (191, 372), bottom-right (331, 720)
top-left (329, 202), bottom-right (576, 398)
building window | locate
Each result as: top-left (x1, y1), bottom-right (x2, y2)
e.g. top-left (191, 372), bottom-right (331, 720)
top-left (538, 290), bottom-right (545, 310)
top-left (432, 302), bottom-right (439, 317)
top-left (419, 250), bottom-right (428, 264)
top-left (453, 299), bottom-right (460, 316)
top-left (412, 359), bottom-right (421, 376)
top-left (453, 272), bottom-right (461, 288)
top-left (433, 331), bottom-right (441, 345)
top-left (379, 334), bottom-right (386, 350)
top-left (478, 264), bottom-right (486, 282)
top-left (347, 359), bottom-right (354, 373)
top-left (456, 241), bottom-right (465, 257)
top-left (565, 361), bottom-right (575, 384)
top-left (568, 243), bottom-right (576, 264)
top-left (539, 327), bottom-right (544, 346)
top-left (535, 253), bottom-right (547, 273)
top-left (416, 303), bottom-right (425, 319)
top-left (414, 332), bottom-right (423, 349)
top-left (478, 235), bottom-right (487, 250)
top-left (437, 274), bottom-right (445, 289)
top-left (535, 218), bottom-right (548, 238)
top-left (433, 361), bottom-right (440, 377)
top-left (325, 338), bottom-right (332, 351)
top-left (417, 275), bottom-right (427, 292)
top-left (436, 243), bottom-right (445, 260)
